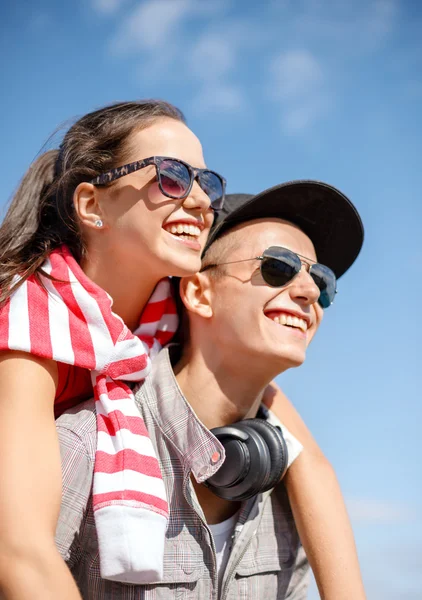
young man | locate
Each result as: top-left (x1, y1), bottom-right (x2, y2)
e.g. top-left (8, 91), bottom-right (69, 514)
top-left (55, 180), bottom-right (365, 599)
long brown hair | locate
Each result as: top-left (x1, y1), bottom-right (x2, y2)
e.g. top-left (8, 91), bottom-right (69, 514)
top-left (0, 100), bottom-right (185, 305)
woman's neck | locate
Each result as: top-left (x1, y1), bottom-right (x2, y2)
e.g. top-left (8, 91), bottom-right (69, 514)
top-left (81, 248), bottom-right (159, 331)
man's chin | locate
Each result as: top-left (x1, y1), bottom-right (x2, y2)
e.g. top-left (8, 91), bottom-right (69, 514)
top-left (260, 351), bottom-right (306, 377)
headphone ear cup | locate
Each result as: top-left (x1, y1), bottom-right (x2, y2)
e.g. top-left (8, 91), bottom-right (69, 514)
top-left (207, 422), bottom-right (270, 501)
top-left (241, 418), bottom-right (288, 492)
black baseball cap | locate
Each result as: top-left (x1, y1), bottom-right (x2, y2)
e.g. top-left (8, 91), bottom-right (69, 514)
top-left (203, 180), bottom-right (364, 278)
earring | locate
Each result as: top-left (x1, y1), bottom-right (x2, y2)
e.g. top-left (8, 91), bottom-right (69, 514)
top-left (95, 219), bottom-right (103, 228)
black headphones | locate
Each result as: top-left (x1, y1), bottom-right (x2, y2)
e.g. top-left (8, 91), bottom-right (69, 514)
top-left (205, 409), bottom-right (288, 502)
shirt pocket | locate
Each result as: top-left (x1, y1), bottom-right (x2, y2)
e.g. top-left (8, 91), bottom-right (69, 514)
top-left (160, 538), bottom-right (205, 583)
top-left (229, 526), bottom-right (299, 600)
top-left (235, 528), bottom-right (296, 577)
top-left (106, 540), bottom-right (207, 600)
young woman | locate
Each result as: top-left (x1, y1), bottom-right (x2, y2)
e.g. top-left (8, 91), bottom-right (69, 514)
top-left (0, 100), bottom-right (226, 599)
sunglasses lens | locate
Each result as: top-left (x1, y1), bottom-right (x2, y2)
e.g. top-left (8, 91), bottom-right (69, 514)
top-left (260, 251), bottom-right (301, 287)
top-left (198, 171), bottom-right (225, 210)
top-left (309, 264), bottom-right (337, 308)
top-left (159, 159), bottom-right (191, 198)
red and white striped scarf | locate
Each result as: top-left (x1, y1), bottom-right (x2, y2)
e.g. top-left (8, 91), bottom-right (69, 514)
top-left (0, 245), bottom-right (178, 583)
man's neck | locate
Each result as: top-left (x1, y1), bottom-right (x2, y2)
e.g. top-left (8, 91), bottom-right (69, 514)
top-left (174, 347), bottom-right (271, 430)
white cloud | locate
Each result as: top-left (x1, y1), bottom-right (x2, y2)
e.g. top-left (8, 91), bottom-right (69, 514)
top-left (109, 0), bottom-right (233, 55)
top-left (366, 0), bottom-right (397, 44)
top-left (110, 0), bottom-right (193, 54)
top-left (288, 0), bottom-right (398, 53)
top-left (346, 497), bottom-right (418, 524)
top-left (189, 0), bottom-right (233, 16)
top-left (188, 29), bottom-right (246, 113)
top-left (266, 0), bottom-right (398, 133)
top-left (187, 18), bottom-right (269, 114)
top-left (108, 1), bottom-right (243, 114)
top-left (189, 34), bottom-right (236, 80)
top-left (192, 83), bottom-right (244, 114)
top-left (269, 50), bottom-right (326, 133)
top-left (281, 100), bottom-right (326, 134)
top-left (270, 50), bottom-right (323, 100)
top-left (92, 0), bottom-right (130, 14)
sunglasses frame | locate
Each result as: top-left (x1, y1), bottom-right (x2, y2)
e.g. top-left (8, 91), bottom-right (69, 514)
top-left (201, 245), bottom-right (337, 308)
top-left (89, 155), bottom-right (226, 211)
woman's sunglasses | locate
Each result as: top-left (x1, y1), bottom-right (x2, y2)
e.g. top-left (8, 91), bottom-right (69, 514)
top-left (89, 156), bottom-right (226, 211)
top-left (201, 245), bottom-right (337, 308)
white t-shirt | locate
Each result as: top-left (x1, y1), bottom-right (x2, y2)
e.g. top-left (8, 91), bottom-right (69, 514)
top-left (208, 511), bottom-right (240, 595)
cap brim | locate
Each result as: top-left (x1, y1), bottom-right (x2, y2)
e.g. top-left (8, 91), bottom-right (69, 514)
top-left (204, 180), bottom-right (364, 279)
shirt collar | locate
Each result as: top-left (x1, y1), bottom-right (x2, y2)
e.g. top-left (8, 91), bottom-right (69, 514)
top-left (136, 347), bottom-right (225, 483)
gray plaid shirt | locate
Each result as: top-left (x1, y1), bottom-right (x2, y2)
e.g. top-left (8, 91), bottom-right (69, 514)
top-left (55, 348), bottom-right (309, 599)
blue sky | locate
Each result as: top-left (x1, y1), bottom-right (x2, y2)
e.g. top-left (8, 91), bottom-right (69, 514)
top-left (1, 0), bottom-right (421, 597)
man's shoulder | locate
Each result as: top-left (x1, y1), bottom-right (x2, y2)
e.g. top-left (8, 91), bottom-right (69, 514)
top-left (134, 346), bottom-right (182, 410)
top-left (56, 398), bottom-right (97, 454)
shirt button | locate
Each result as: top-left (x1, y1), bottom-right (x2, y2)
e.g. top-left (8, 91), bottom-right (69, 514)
top-left (211, 451), bottom-right (221, 464)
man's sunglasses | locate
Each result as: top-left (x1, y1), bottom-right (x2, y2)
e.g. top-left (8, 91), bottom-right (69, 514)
top-left (89, 156), bottom-right (226, 211)
top-left (201, 245), bottom-right (337, 308)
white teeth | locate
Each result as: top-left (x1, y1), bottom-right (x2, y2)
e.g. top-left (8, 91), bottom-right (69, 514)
top-left (164, 223), bottom-right (201, 237)
top-left (269, 313), bottom-right (307, 332)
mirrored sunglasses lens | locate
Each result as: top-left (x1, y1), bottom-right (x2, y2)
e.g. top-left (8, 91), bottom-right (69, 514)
top-left (261, 255), bottom-right (300, 287)
top-left (159, 159), bottom-right (191, 198)
top-left (198, 171), bottom-right (224, 209)
top-left (310, 264), bottom-right (336, 308)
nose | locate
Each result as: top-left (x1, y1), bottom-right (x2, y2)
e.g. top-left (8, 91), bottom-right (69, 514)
top-left (181, 180), bottom-right (212, 214)
top-left (288, 267), bottom-right (320, 307)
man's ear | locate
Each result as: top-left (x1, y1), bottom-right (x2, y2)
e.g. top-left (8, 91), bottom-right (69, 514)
top-left (179, 273), bottom-right (213, 319)
top-left (73, 182), bottom-right (107, 230)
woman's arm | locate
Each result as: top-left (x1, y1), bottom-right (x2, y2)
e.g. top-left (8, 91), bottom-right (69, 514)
top-left (0, 351), bottom-right (82, 600)
top-left (263, 382), bottom-right (366, 600)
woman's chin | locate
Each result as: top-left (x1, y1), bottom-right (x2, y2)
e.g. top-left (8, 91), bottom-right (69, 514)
top-left (164, 253), bottom-right (202, 278)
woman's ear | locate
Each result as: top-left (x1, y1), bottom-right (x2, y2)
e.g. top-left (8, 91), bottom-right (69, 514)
top-left (73, 182), bottom-right (106, 230)
top-left (179, 273), bottom-right (213, 319)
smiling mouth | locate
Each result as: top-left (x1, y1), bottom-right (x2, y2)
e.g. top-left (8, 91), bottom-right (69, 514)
top-left (163, 222), bottom-right (201, 242)
top-left (265, 311), bottom-right (308, 333)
